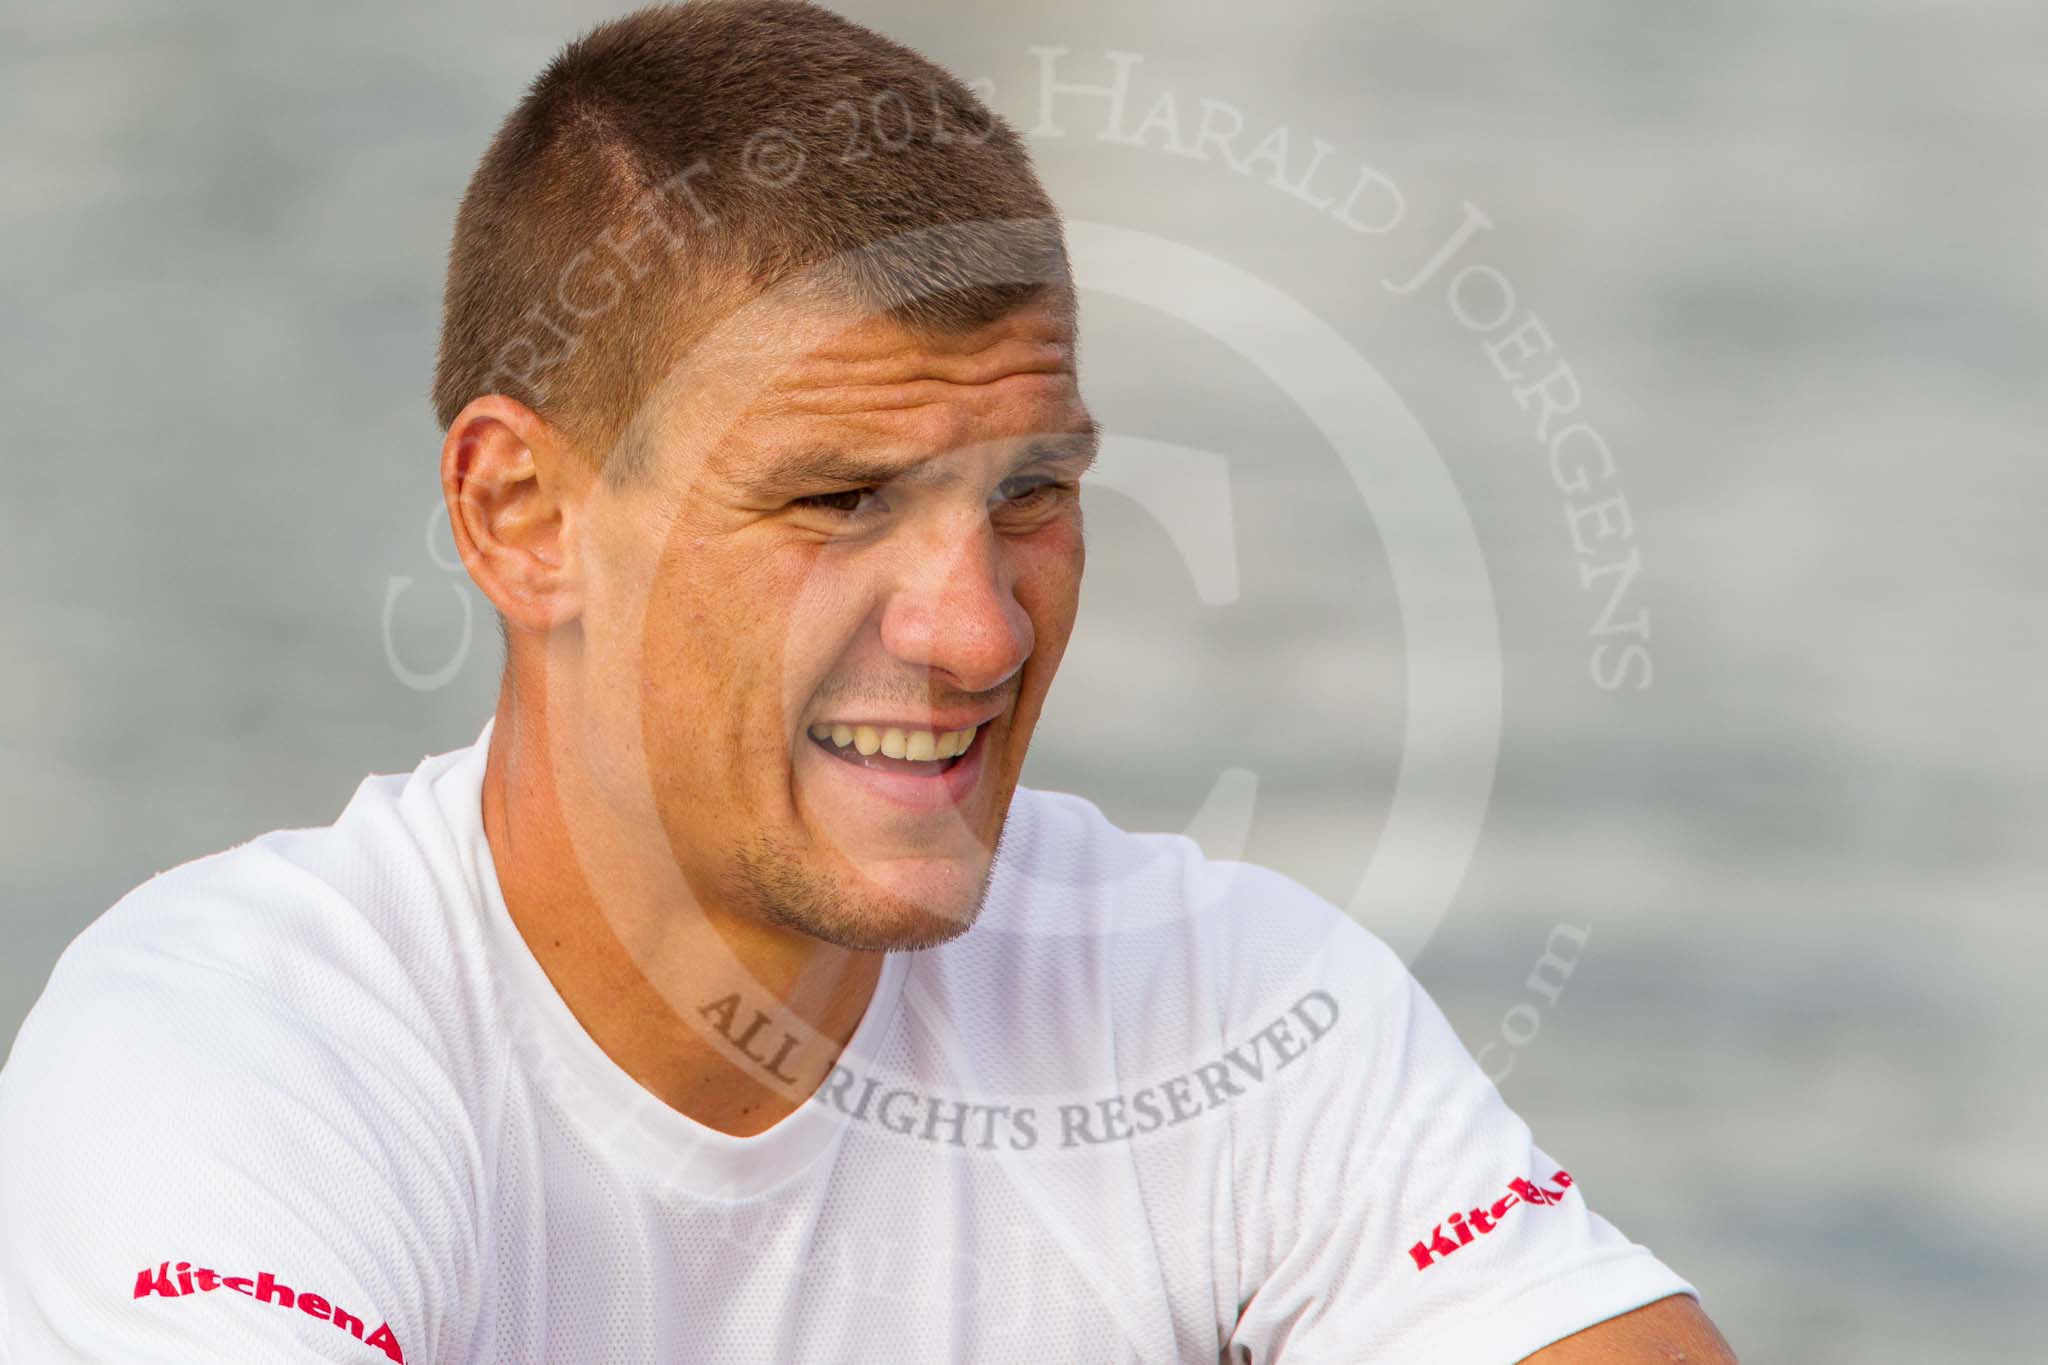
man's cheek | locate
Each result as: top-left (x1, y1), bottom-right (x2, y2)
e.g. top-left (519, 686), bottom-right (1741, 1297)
top-left (777, 577), bottom-right (882, 687)
top-left (1023, 506), bottom-right (1085, 570)
top-left (1013, 532), bottom-right (1084, 634)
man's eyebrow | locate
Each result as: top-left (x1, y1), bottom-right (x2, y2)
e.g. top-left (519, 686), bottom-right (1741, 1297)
top-left (1050, 414), bottom-right (1102, 470)
top-left (736, 417), bottom-right (1101, 497)
top-left (1015, 416), bottom-right (1101, 476)
top-left (748, 450), bottom-right (925, 494)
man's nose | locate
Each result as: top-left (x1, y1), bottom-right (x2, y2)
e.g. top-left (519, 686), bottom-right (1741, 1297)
top-left (877, 513), bottom-right (1034, 694)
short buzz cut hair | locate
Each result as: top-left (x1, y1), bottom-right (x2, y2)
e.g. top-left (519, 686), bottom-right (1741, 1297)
top-left (431, 0), bottom-right (1074, 480)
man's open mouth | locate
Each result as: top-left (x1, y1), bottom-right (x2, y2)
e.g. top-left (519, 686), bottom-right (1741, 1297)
top-left (805, 722), bottom-right (980, 777)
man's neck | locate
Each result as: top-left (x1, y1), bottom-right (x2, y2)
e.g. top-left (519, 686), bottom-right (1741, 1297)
top-left (478, 688), bottom-right (885, 1137)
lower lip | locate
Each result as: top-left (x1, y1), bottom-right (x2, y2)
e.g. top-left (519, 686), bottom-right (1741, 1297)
top-left (800, 725), bottom-right (991, 812)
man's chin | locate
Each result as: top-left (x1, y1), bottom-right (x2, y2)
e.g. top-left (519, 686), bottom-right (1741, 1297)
top-left (732, 840), bottom-right (995, 952)
top-left (819, 899), bottom-right (981, 952)
top-left (815, 855), bottom-right (995, 950)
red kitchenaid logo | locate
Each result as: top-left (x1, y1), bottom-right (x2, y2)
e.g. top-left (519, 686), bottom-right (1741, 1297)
top-left (131, 1260), bottom-right (405, 1361)
top-left (1409, 1168), bottom-right (1576, 1270)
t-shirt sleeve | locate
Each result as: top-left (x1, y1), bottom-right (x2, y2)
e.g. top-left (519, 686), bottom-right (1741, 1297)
top-left (0, 891), bottom-right (481, 1364)
top-left (1218, 870), bottom-right (1696, 1365)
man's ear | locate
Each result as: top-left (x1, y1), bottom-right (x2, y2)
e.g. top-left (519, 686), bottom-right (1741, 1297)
top-left (440, 395), bottom-right (591, 632)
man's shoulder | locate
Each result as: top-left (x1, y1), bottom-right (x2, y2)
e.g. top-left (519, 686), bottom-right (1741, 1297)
top-left (1, 749), bottom-right (500, 1140)
top-left (50, 768), bottom-right (459, 991)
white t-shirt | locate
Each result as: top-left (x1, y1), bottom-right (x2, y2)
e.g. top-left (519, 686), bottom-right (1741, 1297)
top-left (0, 721), bottom-right (1693, 1364)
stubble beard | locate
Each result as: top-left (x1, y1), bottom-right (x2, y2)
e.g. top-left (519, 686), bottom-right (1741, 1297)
top-left (729, 813), bottom-right (1013, 953)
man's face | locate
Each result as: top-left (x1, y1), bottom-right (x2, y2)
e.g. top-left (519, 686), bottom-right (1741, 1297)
top-left (569, 294), bottom-right (1094, 951)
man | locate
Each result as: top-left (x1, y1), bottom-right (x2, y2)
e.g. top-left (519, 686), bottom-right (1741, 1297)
top-left (0, 3), bottom-right (1735, 1361)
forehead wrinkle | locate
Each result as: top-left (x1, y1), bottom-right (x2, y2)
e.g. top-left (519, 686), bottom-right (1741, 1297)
top-left (768, 373), bottom-right (1075, 419)
top-left (770, 333), bottom-right (1075, 401)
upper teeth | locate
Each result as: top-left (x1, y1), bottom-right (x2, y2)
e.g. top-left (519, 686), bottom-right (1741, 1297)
top-left (809, 723), bottom-right (978, 760)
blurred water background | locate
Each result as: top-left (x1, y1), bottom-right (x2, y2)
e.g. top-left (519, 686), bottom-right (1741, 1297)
top-left (4, 2), bottom-right (2043, 1360)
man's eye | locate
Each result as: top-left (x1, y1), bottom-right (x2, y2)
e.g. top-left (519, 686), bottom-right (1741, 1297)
top-left (791, 488), bottom-right (879, 515)
top-left (997, 475), bottom-right (1063, 505)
